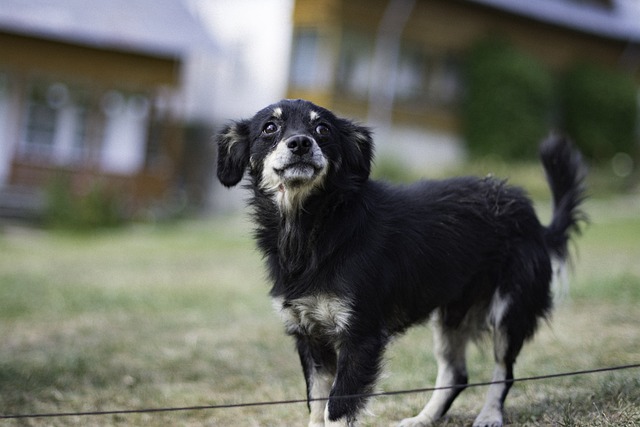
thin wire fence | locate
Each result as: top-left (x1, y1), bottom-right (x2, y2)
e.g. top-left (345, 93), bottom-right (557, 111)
top-left (2, 363), bottom-right (638, 420)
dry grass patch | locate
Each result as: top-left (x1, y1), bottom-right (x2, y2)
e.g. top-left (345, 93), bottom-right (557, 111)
top-left (1, 196), bottom-right (638, 426)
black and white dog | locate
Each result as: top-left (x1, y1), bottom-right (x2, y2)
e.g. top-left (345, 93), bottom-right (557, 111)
top-left (216, 99), bottom-right (586, 427)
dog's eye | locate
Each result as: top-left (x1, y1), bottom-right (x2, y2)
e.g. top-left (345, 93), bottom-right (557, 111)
top-left (315, 124), bottom-right (330, 136)
top-left (262, 122), bottom-right (278, 135)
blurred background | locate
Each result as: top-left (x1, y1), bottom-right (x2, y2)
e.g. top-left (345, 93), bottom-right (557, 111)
top-left (1, 3), bottom-right (639, 424)
top-left (0, 0), bottom-right (638, 227)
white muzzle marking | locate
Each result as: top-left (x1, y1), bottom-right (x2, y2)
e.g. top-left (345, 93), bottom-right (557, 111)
top-left (260, 137), bottom-right (328, 213)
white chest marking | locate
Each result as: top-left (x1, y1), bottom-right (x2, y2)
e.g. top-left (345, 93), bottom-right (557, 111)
top-left (273, 294), bottom-right (352, 337)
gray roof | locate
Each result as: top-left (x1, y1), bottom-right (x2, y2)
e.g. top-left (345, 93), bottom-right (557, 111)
top-left (0, 0), bottom-right (217, 59)
top-left (468, 0), bottom-right (640, 43)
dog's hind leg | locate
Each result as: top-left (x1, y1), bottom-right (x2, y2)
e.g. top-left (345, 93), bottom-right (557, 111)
top-left (473, 293), bottom-right (520, 427)
top-left (399, 313), bottom-right (469, 427)
top-left (473, 360), bottom-right (513, 427)
top-left (473, 328), bottom-right (515, 427)
top-left (474, 244), bottom-right (552, 427)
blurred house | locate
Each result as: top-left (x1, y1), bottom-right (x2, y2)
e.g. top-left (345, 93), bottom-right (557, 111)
top-left (188, 0), bottom-right (294, 120)
top-left (0, 0), bottom-right (217, 218)
top-left (186, 0), bottom-right (294, 213)
top-left (287, 0), bottom-right (640, 169)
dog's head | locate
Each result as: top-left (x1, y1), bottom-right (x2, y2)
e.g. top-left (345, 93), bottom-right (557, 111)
top-left (217, 99), bottom-right (373, 212)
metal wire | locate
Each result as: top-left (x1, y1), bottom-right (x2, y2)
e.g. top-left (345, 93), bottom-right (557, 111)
top-left (2, 363), bottom-right (638, 420)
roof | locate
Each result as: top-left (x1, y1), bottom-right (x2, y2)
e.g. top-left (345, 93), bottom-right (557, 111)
top-left (468, 0), bottom-right (640, 43)
top-left (0, 0), bottom-right (218, 59)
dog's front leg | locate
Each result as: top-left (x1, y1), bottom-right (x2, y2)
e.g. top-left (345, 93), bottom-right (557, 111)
top-left (296, 335), bottom-right (338, 427)
top-left (325, 335), bottom-right (386, 426)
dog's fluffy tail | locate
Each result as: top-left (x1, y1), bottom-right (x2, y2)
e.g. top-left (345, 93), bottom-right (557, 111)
top-left (540, 134), bottom-right (588, 260)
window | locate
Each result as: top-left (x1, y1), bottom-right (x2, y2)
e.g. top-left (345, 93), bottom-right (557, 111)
top-left (19, 78), bottom-right (156, 174)
top-left (395, 47), bottom-right (463, 108)
top-left (290, 29), bottom-right (319, 88)
top-left (336, 31), bottom-right (373, 98)
top-left (335, 33), bottom-right (463, 107)
top-left (22, 81), bottom-right (90, 163)
top-left (289, 29), bottom-right (332, 90)
top-left (100, 91), bottom-right (150, 174)
top-left (0, 72), bottom-right (11, 183)
top-left (394, 46), bottom-right (426, 101)
top-left (23, 82), bottom-right (58, 153)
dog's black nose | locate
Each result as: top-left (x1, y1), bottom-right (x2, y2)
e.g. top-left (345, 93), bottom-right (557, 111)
top-left (287, 136), bottom-right (312, 156)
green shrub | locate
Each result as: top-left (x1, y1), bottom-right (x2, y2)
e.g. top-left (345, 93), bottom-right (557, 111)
top-left (463, 37), bottom-right (555, 159)
top-left (45, 174), bottom-right (76, 227)
top-left (561, 62), bottom-right (638, 162)
top-left (45, 175), bottom-right (124, 230)
top-left (371, 155), bottom-right (419, 183)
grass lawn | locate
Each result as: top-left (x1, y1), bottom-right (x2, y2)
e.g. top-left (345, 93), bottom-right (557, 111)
top-left (1, 193), bottom-right (639, 426)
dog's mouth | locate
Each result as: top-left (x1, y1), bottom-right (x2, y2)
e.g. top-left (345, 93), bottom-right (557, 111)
top-left (274, 162), bottom-right (322, 186)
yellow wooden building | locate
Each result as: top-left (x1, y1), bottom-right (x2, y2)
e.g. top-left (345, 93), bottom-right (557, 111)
top-left (0, 0), bottom-right (214, 217)
top-left (287, 0), bottom-right (639, 141)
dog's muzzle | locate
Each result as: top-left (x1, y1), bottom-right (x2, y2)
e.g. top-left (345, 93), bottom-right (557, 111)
top-left (267, 135), bottom-right (328, 187)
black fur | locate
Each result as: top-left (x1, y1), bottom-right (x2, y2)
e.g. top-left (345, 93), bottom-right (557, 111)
top-left (216, 99), bottom-right (586, 426)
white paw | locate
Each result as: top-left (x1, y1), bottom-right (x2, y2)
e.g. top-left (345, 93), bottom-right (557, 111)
top-left (325, 418), bottom-right (350, 427)
top-left (472, 421), bottom-right (502, 427)
top-left (323, 406), bottom-right (352, 427)
top-left (473, 409), bottom-right (503, 427)
top-left (397, 414), bottom-right (435, 427)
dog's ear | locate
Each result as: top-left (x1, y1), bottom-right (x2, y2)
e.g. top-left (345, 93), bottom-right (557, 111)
top-left (216, 120), bottom-right (251, 187)
top-left (339, 120), bottom-right (374, 181)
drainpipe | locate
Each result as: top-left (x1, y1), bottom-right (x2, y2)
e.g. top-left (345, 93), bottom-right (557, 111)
top-left (367, 0), bottom-right (416, 142)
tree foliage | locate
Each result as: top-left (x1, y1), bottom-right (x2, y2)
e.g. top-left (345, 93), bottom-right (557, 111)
top-left (463, 37), bottom-right (555, 160)
top-left (561, 62), bottom-right (638, 161)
